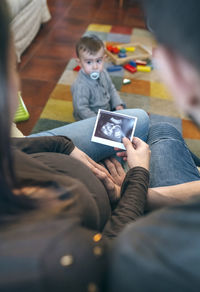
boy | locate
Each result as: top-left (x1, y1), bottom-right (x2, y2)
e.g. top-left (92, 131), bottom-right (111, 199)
top-left (71, 34), bottom-right (125, 120)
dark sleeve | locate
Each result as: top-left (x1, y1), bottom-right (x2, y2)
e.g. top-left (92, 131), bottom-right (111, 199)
top-left (11, 136), bottom-right (75, 155)
top-left (103, 166), bottom-right (149, 239)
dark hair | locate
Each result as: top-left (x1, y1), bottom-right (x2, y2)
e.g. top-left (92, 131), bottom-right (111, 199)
top-left (0, 1), bottom-right (13, 182)
top-left (143, 0), bottom-right (200, 70)
top-left (0, 0), bottom-right (16, 190)
top-left (76, 34), bottom-right (104, 57)
top-left (0, 1), bottom-right (36, 218)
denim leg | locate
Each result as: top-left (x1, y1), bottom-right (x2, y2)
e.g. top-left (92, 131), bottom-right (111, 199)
top-left (148, 122), bottom-right (200, 187)
top-left (29, 109), bottom-right (149, 162)
top-left (189, 151), bottom-right (200, 167)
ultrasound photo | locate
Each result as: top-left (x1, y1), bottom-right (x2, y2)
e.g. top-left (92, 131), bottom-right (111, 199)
top-left (91, 109), bottom-right (137, 150)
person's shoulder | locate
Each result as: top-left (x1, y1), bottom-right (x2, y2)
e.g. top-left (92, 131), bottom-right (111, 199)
top-left (109, 199), bottom-right (200, 291)
top-left (101, 69), bottom-right (112, 83)
top-left (72, 70), bottom-right (84, 85)
top-left (102, 68), bottom-right (109, 77)
top-left (102, 68), bottom-right (112, 77)
top-left (116, 196), bottom-right (200, 246)
top-left (71, 72), bottom-right (90, 93)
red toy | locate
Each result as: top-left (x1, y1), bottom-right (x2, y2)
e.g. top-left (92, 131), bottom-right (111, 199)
top-left (106, 45), bottom-right (120, 54)
top-left (73, 65), bottom-right (81, 72)
top-left (123, 64), bottom-right (137, 73)
top-left (112, 47), bottom-right (120, 54)
top-left (135, 60), bottom-right (147, 66)
top-left (106, 45), bottom-right (113, 52)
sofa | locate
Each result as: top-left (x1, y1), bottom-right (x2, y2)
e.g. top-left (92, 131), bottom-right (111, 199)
top-left (6, 0), bottom-right (51, 62)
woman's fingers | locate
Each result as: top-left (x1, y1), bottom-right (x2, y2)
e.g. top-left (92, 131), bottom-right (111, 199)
top-left (104, 159), bottom-right (118, 176)
top-left (88, 156), bottom-right (114, 182)
top-left (110, 157), bottom-right (126, 177)
top-left (92, 167), bottom-right (120, 203)
top-left (122, 137), bottom-right (134, 151)
top-left (116, 151), bottom-right (127, 157)
top-left (92, 167), bottom-right (113, 189)
top-left (104, 158), bottom-right (126, 186)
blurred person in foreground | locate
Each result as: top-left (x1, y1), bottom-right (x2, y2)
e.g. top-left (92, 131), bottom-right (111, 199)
top-left (108, 0), bottom-right (200, 291)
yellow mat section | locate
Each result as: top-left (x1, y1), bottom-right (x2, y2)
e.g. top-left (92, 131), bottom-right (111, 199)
top-left (87, 24), bottom-right (112, 33)
top-left (150, 82), bottom-right (172, 100)
top-left (41, 99), bottom-right (75, 123)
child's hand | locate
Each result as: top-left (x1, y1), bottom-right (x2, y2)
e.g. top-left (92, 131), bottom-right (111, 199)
top-left (115, 105), bottom-right (124, 110)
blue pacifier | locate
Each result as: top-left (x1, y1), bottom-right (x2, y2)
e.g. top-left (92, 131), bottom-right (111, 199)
top-left (90, 71), bottom-right (100, 80)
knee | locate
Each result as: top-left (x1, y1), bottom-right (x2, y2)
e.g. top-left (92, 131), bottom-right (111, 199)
top-left (135, 109), bottom-right (149, 122)
top-left (150, 122), bottom-right (179, 133)
top-left (133, 109), bottom-right (149, 141)
top-left (147, 122), bottom-right (183, 145)
top-left (129, 109), bottom-right (149, 128)
top-left (119, 108), bottom-right (149, 122)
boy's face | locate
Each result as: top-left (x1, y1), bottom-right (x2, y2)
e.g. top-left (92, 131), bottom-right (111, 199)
top-left (77, 47), bottom-right (106, 75)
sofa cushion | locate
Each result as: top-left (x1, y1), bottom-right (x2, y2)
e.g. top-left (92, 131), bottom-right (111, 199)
top-left (6, 0), bottom-right (32, 19)
top-left (9, 0), bottom-right (51, 62)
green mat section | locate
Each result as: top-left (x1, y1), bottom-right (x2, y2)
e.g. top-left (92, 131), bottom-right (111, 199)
top-left (14, 92), bottom-right (30, 123)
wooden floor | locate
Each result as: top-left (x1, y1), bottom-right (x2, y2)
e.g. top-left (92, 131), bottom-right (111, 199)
top-left (18, 0), bottom-right (146, 135)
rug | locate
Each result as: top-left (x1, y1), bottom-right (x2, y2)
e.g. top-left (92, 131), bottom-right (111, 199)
top-left (32, 23), bottom-right (200, 157)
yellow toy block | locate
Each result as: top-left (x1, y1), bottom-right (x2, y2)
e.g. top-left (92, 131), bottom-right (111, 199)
top-left (137, 65), bottom-right (151, 72)
top-left (125, 47), bottom-right (135, 52)
top-left (116, 46), bottom-right (135, 52)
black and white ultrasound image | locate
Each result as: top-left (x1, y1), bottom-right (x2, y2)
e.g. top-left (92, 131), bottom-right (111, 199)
top-left (94, 111), bottom-right (136, 143)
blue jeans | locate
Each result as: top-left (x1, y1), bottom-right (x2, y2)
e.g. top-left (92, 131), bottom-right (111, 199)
top-left (30, 109), bottom-right (149, 162)
top-left (148, 123), bottom-right (200, 187)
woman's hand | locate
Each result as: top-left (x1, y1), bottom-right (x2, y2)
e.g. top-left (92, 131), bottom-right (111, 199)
top-left (70, 147), bottom-right (114, 182)
top-left (92, 158), bottom-right (126, 203)
top-left (104, 158), bottom-right (126, 186)
top-left (116, 137), bottom-right (151, 170)
top-left (92, 166), bottom-right (121, 204)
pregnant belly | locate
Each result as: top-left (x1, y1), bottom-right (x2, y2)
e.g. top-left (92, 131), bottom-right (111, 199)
top-left (30, 152), bottom-right (111, 229)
